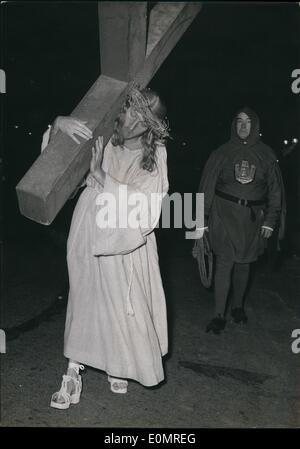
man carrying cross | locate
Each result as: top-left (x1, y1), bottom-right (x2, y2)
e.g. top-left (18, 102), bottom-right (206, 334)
top-left (48, 87), bottom-right (170, 409)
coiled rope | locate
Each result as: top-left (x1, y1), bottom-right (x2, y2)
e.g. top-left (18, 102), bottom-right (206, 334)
top-left (192, 232), bottom-right (213, 288)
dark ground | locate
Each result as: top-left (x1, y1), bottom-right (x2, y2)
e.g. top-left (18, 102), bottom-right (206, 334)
top-left (1, 1), bottom-right (300, 429)
top-left (1, 227), bottom-right (300, 428)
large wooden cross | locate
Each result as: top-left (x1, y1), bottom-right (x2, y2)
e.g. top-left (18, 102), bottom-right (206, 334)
top-left (16, 2), bottom-right (202, 225)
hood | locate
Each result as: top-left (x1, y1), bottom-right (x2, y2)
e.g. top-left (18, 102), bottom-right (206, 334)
top-left (231, 106), bottom-right (261, 146)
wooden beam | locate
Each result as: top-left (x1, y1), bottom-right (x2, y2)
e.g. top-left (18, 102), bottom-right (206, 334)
top-left (16, 2), bottom-right (202, 225)
top-left (98, 2), bottom-right (147, 82)
top-left (135, 2), bottom-right (202, 87)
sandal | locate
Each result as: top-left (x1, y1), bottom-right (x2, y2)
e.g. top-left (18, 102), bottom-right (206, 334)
top-left (108, 375), bottom-right (128, 394)
top-left (206, 316), bottom-right (226, 334)
top-left (50, 364), bottom-right (84, 410)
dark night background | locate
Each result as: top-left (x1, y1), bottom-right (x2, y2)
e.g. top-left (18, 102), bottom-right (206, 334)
top-left (1, 1), bottom-right (300, 429)
top-left (2, 1), bottom-right (300, 250)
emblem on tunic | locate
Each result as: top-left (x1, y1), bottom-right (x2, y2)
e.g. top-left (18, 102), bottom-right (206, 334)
top-left (234, 160), bottom-right (256, 184)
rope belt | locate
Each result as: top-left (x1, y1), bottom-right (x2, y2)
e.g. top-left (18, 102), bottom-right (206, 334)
top-left (215, 189), bottom-right (266, 221)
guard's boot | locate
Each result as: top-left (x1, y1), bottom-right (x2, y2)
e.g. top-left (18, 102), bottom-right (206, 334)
top-left (206, 316), bottom-right (226, 334)
top-left (231, 307), bottom-right (248, 324)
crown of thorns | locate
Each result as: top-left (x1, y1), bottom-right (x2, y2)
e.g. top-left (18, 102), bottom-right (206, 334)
top-left (124, 84), bottom-right (171, 140)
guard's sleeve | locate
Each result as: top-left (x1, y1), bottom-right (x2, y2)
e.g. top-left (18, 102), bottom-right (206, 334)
top-left (40, 124), bottom-right (86, 194)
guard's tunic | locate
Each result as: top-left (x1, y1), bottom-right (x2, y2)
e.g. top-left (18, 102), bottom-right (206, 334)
top-left (199, 107), bottom-right (285, 263)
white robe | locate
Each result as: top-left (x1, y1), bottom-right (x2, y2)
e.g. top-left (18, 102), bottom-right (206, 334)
top-left (42, 133), bottom-right (169, 387)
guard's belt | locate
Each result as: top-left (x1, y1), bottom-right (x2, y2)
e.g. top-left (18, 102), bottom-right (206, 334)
top-left (215, 190), bottom-right (266, 221)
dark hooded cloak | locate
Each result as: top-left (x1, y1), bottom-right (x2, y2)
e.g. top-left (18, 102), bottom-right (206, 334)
top-left (198, 107), bottom-right (286, 263)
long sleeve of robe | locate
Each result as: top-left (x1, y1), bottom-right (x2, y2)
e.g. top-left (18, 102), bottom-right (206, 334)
top-left (64, 139), bottom-right (169, 387)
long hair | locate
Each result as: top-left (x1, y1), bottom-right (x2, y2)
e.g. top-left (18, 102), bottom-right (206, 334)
top-left (111, 88), bottom-right (169, 172)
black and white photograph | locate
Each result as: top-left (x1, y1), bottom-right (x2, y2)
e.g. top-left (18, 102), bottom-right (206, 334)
top-left (1, 0), bottom-right (300, 432)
